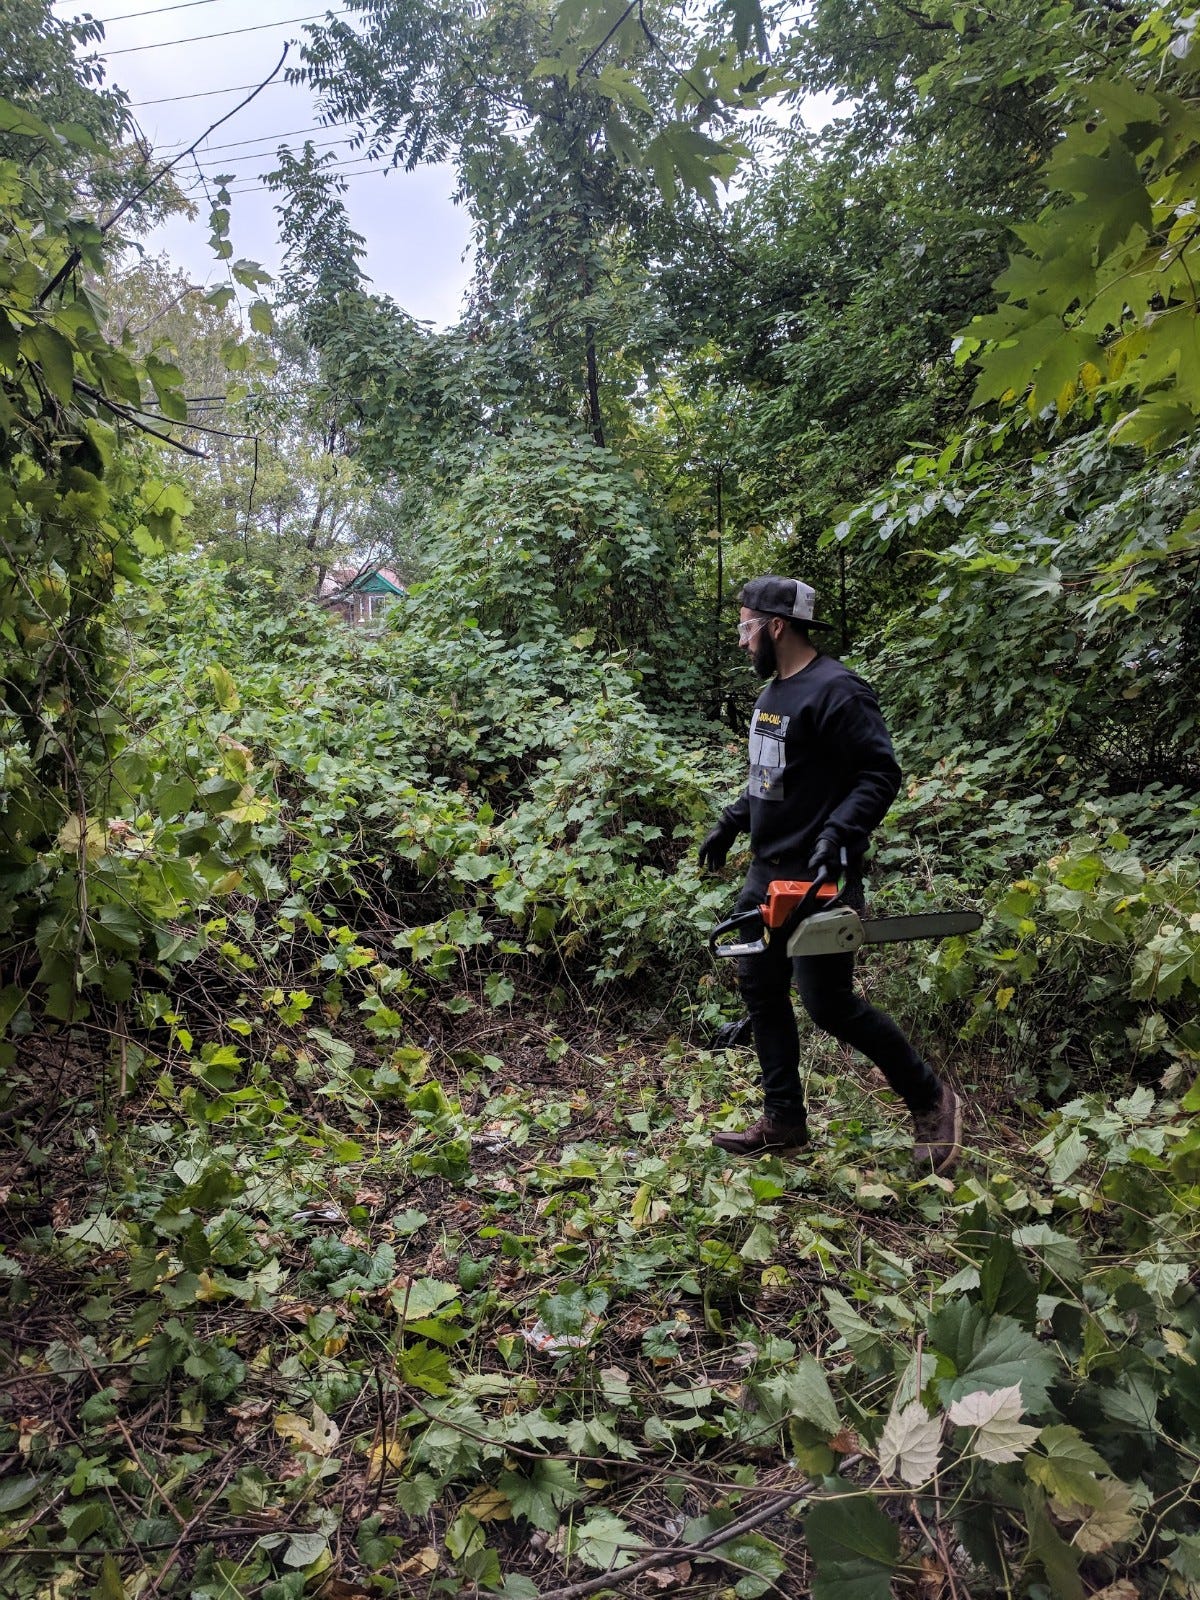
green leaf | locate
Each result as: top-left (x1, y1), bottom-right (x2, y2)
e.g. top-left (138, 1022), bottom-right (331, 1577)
top-left (0, 1473), bottom-right (42, 1514)
top-left (978, 1233), bottom-right (1038, 1327)
top-left (1024, 1490), bottom-right (1083, 1600)
top-left (248, 299), bottom-right (274, 335)
top-left (1025, 1425), bottom-right (1110, 1512)
top-left (930, 1301), bottom-right (1058, 1413)
top-left (282, 1531), bottom-right (329, 1568)
top-left (806, 1494), bottom-right (900, 1600)
top-left (717, 1531), bottom-right (786, 1598)
top-left (783, 1354), bottom-right (841, 1436)
top-left (565, 1508), bottom-right (644, 1571)
top-left (0, 96), bottom-right (57, 143)
top-left (23, 324), bottom-right (76, 404)
top-left (823, 1289), bottom-right (886, 1371)
top-left (499, 1458), bottom-right (581, 1532)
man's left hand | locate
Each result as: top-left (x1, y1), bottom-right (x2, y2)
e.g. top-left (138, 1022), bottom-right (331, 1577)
top-left (808, 837), bottom-right (842, 884)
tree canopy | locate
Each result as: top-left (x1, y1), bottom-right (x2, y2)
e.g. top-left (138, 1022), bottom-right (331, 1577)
top-left (3, 2), bottom-right (1200, 1597)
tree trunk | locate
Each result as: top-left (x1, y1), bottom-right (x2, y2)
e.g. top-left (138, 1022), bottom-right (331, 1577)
top-left (585, 320), bottom-right (604, 448)
top-left (710, 465), bottom-right (724, 720)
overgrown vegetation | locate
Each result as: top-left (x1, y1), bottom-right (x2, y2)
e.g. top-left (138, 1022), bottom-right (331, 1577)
top-left (2, 0), bottom-right (1200, 1596)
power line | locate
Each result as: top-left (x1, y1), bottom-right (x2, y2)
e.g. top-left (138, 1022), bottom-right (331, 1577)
top-left (175, 135), bottom-right (353, 175)
top-left (87, 0), bottom-right (222, 23)
top-left (129, 81), bottom-right (291, 107)
top-left (161, 121), bottom-right (349, 155)
top-left (217, 157), bottom-right (389, 196)
top-left (104, 8), bottom-right (350, 56)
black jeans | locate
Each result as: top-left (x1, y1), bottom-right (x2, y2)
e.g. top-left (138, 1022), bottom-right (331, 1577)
top-left (733, 859), bottom-right (939, 1121)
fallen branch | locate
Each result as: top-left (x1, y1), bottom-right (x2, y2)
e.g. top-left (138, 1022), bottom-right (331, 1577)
top-left (535, 1481), bottom-right (813, 1600)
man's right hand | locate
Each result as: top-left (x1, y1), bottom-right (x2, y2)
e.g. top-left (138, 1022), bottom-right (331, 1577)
top-left (698, 823), bottom-right (736, 871)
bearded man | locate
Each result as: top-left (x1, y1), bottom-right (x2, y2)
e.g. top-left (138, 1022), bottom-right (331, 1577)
top-left (698, 575), bottom-right (961, 1176)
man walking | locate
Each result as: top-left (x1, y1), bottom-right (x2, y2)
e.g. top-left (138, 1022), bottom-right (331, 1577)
top-left (699, 575), bottom-right (961, 1177)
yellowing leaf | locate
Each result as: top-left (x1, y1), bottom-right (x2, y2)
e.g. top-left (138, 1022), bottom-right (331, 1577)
top-left (275, 1404), bottom-right (340, 1456)
top-left (878, 1398), bottom-right (941, 1486)
top-left (60, 814), bottom-right (109, 863)
top-left (366, 1437), bottom-right (406, 1483)
top-left (1065, 1479), bottom-right (1141, 1553)
top-left (948, 1384), bottom-right (1040, 1464)
top-left (1026, 1424), bottom-right (1109, 1510)
top-left (462, 1486), bottom-right (512, 1522)
top-left (1163, 1328), bottom-right (1195, 1363)
top-left (397, 1548), bottom-right (438, 1578)
top-left (205, 662), bottom-right (240, 711)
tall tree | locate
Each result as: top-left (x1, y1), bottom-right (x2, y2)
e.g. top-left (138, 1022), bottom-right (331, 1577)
top-left (291, 0), bottom-right (776, 447)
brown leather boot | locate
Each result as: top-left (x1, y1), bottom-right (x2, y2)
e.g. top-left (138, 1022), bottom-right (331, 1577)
top-left (713, 1114), bottom-right (809, 1156)
top-left (912, 1084), bottom-right (962, 1177)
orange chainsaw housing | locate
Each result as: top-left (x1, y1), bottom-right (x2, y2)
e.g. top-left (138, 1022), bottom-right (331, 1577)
top-left (759, 879), bottom-right (840, 928)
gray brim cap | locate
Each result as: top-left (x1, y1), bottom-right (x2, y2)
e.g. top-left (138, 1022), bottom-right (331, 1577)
top-left (739, 575), bottom-right (836, 628)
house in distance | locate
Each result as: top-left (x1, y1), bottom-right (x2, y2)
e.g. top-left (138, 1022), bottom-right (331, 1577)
top-left (319, 566), bottom-right (406, 627)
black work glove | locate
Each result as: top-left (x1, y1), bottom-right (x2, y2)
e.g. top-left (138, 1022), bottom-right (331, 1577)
top-left (698, 821), bottom-right (738, 871)
top-left (807, 836), bottom-right (843, 885)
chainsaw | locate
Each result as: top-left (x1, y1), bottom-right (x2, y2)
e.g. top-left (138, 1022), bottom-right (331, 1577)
top-left (709, 877), bottom-right (982, 959)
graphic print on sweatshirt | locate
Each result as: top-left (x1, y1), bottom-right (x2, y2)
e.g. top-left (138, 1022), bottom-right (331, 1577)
top-left (748, 708), bottom-right (789, 801)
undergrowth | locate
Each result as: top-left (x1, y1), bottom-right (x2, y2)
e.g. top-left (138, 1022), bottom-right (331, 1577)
top-left (2, 998), bottom-right (1198, 1599)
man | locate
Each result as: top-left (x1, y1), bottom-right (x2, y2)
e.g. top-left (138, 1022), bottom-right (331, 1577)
top-left (699, 574), bottom-right (961, 1177)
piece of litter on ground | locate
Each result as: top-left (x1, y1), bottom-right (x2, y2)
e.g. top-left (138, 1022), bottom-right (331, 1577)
top-left (291, 1204), bottom-right (345, 1224)
top-left (521, 1315), bottom-right (600, 1355)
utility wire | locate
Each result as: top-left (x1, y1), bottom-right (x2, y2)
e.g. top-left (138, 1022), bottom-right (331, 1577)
top-left (160, 121), bottom-right (349, 155)
top-left (174, 135), bottom-right (351, 172)
top-left (104, 8), bottom-right (350, 55)
top-left (87, 0), bottom-right (222, 23)
top-left (129, 81), bottom-right (290, 106)
top-left (206, 157), bottom-right (387, 196)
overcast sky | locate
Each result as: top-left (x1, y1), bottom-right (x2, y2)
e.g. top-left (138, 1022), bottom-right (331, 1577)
top-left (59, 0), bottom-right (837, 329)
top-left (60, 0), bottom-right (473, 325)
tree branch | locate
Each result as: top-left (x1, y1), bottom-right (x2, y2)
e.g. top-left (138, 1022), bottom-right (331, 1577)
top-left (535, 1482), bottom-right (814, 1600)
top-left (38, 47), bottom-right (290, 307)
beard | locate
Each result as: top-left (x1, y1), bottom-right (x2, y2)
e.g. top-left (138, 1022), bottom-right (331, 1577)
top-left (750, 628), bottom-right (777, 679)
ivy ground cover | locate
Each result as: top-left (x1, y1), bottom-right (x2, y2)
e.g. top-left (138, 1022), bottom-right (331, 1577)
top-left (2, 1005), bottom-right (1198, 1599)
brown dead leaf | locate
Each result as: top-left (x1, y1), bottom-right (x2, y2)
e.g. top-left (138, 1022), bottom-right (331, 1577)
top-left (645, 1561), bottom-right (692, 1590)
top-left (18, 1417), bottom-right (50, 1455)
top-left (317, 1581), bottom-right (370, 1600)
top-left (275, 1404), bottom-right (340, 1456)
top-left (916, 1554), bottom-right (949, 1599)
top-left (397, 1548), bottom-right (438, 1578)
top-left (275, 1301), bottom-right (318, 1323)
top-left (51, 1198), bottom-right (70, 1229)
top-left (228, 1398), bottom-right (271, 1422)
top-left (830, 1429), bottom-right (861, 1455)
top-left (462, 1486), bottom-right (512, 1523)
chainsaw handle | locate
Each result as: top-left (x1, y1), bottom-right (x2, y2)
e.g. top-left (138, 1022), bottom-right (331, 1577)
top-left (708, 907), bottom-right (766, 959)
top-left (793, 874), bottom-right (834, 916)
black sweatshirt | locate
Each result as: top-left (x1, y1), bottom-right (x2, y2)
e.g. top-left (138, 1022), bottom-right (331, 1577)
top-left (719, 653), bottom-right (902, 866)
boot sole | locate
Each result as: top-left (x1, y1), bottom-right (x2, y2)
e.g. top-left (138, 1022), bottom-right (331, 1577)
top-left (712, 1139), bottom-right (809, 1157)
top-left (919, 1089), bottom-right (963, 1177)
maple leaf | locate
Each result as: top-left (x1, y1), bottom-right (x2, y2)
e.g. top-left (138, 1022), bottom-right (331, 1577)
top-left (878, 1399), bottom-right (942, 1486)
top-left (947, 1385), bottom-right (1041, 1464)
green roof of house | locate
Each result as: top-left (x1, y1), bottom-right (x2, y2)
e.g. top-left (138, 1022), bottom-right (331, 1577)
top-left (342, 568), bottom-right (406, 596)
